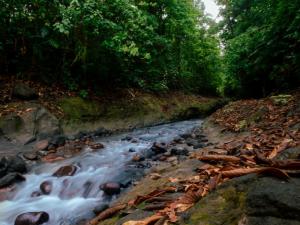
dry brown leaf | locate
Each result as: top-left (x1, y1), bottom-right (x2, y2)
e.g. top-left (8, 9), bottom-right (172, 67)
top-left (196, 154), bottom-right (241, 163)
top-left (208, 173), bottom-right (222, 191)
top-left (267, 138), bottom-right (293, 159)
top-left (86, 204), bottom-right (127, 225)
top-left (130, 187), bottom-right (176, 206)
top-left (272, 160), bottom-right (300, 170)
top-left (222, 167), bottom-right (290, 180)
top-left (168, 177), bottom-right (179, 183)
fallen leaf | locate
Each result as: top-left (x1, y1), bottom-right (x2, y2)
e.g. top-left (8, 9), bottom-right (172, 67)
top-left (267, 138), bottom-right (293, 159)
top-left (196, 154), bottom-right (241, 163)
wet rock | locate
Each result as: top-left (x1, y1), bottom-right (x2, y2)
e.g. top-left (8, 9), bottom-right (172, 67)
top-left (0, 156), bottom-right (27, 183)
top-left (185, 138), bottom-right (204, 149)
top-left (50, 135), bottom-right (66, 147)
top-left (34, 140), bottom-right (49, 151)
top-left (131, 138), bottom-right (138, 143)
top-left (128, 148), bottom-right (136, 153)
top-left (12, 83), bottom-right (38, 100)
top-left (53, 165), bottom-right (77, 177)
top-left (170, 147), bottom-right (189, 156)
top-left (31, 191), bottom-right (42, 197)
top-left (82, 181), bottom-right (93, 198)
top-left (40, 181), bottom-right (52, 195)
top-left (0, 173), bottom-right (25, 188)
top-left (135, 162), bottom-right (152, 169)
top-left (93, 204), bottom-right (109, 215)
top-left (132, 154), bottom-right (145, 162)
top-left (151, 142), bottom-right (167, 154)
top-left (14, 211), bottom-right (49, 225)
top-left (23, 152), bottom-right (38, 161)
top-left (180, 133), bottom-right (192, 139)
top-left (89, 143), bottom-right (104, 150)
top-left (8, 156), bottom-right (27, 173)
top-left (93, 128), bottom-right (110, 137)
top-left (122, 136), bottom-right (133, 141)
top-left (100, 182), bottom-right (121, 195)
top-left (172, 137), bottom-right (184, 144)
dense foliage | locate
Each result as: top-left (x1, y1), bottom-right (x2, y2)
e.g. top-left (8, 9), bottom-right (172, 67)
top-left (0, 0), bottom-right (221, 94)
top-left (218, 0), bottom-right (300, 97)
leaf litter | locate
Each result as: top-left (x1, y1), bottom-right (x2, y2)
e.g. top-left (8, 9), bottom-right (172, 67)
top-left (86, 92), bottom-right (300, 224)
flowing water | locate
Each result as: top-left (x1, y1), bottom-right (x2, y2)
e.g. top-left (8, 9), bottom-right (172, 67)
top-left (0, 120), bottom-right (202, 225)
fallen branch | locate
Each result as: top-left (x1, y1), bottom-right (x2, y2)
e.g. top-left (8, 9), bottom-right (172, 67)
top-left (221, 167), bottom-right (290, 180)
top-left (86, 204), bottom-right (127, 225)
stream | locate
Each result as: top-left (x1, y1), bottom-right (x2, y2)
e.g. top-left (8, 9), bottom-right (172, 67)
top-left (0, 119), bottom-right (202, 225)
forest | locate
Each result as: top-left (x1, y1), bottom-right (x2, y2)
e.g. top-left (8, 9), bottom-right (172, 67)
top-left (1, 0), bottom-right (298, 97)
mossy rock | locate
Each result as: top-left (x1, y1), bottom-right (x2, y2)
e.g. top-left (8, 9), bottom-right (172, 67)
top-left (270, 95), bottom-right (292, 106)
top-left (184, 174), bottom-right (300, 225)
top-left (185, 186), bottom-right (246, 225)
top-left (59, 97), bottom-right (103, 122)
top-left (172, 99), bottom-right (227, 120)
top-left (0, 114), bottom-right (24, 135)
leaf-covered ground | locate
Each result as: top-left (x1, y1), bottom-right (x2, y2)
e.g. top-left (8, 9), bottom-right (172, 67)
top-left (87, 90), bottom-right (300, 225)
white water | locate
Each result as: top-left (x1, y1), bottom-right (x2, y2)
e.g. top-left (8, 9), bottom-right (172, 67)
top-left (0, 120), bottom-right (202, 225)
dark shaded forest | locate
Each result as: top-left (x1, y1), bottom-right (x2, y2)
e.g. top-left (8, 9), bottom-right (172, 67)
top-left (0, 0), bottom-right (299, 97)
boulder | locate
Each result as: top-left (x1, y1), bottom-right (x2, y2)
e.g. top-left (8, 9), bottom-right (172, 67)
top-left (0, 104), bottom-right (61, 144)
top-left (14, 211), bottom-right (49, 225)
top-left (0, 114), bottom-right (23, 135)
top-left (0, 156), bottom-right (27, 178)
top-left (0, 173), bottom-right (25, 188)
top-left (185, 175), bottom-right (300, 225)
top-left (100, 182), bottom-right (121, 195)
top-left (6, 156), bottom-right (27, 174)
top-left (12, 83), bottom-right (38, 100)
top-left (53, 165), bottom-right (77, 177)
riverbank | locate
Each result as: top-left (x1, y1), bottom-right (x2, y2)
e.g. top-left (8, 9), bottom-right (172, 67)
top-left (90, 90), bottom-right (300, 225)
top-left (0, 79), bottom-right (225, 199)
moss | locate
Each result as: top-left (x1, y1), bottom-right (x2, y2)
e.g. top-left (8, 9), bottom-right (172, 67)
top-left (0, 115), bottom-right (24, 134)
top-left (59, 97), bottom-right (103, 122)
top-left (270, 95), bottom-right (292, 106)
top-left (171, 99), bottom-right (224, 120)
top-left (234, 120), bottom-right (248, 131)
top-left (98, 215), bottom-right (120, 225)
top-left (58, 93), bottom-right (226, 135)
top-left (185, 186), bottom-right (246, 225)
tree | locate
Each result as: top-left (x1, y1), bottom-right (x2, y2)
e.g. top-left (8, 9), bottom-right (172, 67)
top-left (218, 0), bottom-right (300, 97)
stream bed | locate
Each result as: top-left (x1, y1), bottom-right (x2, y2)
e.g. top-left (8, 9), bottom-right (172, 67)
top-left (0, 119), bottom-right (202, 225)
